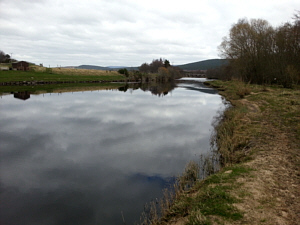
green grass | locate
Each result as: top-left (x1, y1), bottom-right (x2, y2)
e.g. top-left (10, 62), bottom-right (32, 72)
top-left (0, 70), bottom-right (125, 83)
top-left (162, 166), bottom-right (249, 224)
top-left (192, 186), bottom-right (242, 218)
top-left (245, 83), bottom-right (300, 140)
top-left (203, 166), bottom-right (252, 185)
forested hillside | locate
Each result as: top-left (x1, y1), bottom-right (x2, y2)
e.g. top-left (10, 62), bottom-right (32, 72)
top-left (76, 65), bottom-right (111, 70)
top-left (177, 59), bottom-right (228, 70)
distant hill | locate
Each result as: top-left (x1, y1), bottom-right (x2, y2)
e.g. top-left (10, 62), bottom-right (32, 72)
top-left (124, 66), bottom-right (139, 71)
top-left (76, 65), bottom-right (139, 71)
top-left (75, 59), bottom-right (227, 71)
top-left (107, 66), bottom-right (126, 69)
top-left (76, 65), bottom-right (111, 70)
top-left (177, 59), bottom-right (228, 70)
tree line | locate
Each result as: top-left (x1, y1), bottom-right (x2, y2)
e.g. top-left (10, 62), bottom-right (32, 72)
top-left (0, 50), bottom-right (13, 63)
top-left (139, 58), bottom-right (170, 73)
top-left (208, 11), bottom-right (300, 87)
top-left (139, 58), bottom-right (182, 82)
top-left (118, 58), bottom-right (182, 82)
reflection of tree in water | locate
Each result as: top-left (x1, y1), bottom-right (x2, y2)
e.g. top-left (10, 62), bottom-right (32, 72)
top-left (177, 80), bottom-right (218, 95)
top-left (118, 80), bottom-right (218, 97)
top-left (118, 83), bottom-right (140, 92)
top-left (119, 82), bottom-right (177, 97)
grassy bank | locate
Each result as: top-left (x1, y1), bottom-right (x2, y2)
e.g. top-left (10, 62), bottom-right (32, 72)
top-left (0, 68), bottom-right (125, 84)
top-left (143, 80), bottom-right (299, 225)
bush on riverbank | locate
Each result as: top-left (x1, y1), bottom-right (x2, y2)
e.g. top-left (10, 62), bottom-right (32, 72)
top-left (134, 58), bottom-right (182, 83)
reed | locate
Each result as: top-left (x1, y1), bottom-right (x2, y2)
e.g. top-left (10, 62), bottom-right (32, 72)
top-left (138, 153), bottom-right (220, 225)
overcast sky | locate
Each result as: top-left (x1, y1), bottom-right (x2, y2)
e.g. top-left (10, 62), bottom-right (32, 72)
top-left (0, 0), bottom-right (298, 67)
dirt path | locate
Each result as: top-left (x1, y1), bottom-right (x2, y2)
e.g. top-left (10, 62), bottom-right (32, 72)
top-left (232, 124), bottom-right (299, 225)
top-left (229, 92), bottom-right (300, 225)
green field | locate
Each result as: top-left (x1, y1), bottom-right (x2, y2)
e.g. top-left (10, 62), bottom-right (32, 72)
top-left (0, 69), bottom-right (125, 83)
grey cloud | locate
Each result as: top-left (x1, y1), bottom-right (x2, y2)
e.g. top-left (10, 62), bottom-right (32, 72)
top-left (1, 0), bottom-right (298, 66)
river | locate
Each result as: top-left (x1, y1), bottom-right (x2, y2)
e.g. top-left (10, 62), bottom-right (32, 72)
top-left (0, 78), bottom-right (225, 224)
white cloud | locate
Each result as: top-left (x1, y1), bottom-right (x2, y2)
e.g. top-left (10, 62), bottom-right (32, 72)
top-left (0, 0), bottom-right (298, 66)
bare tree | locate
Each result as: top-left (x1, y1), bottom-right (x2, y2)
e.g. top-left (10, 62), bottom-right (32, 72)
top-left (218, 16), bottom-right (300, 86)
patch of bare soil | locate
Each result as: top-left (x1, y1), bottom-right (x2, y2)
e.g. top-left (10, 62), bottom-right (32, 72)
top-left (230, 99), bottom-right (300, 225)
top-left (168, 218), bottom-right (188, 225)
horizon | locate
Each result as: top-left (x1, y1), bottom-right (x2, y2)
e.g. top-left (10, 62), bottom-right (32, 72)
top-left (56, 58), bottom-right (224, 68)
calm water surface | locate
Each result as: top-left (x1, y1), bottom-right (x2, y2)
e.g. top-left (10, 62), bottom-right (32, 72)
top-left (0, 79), bottom-right (225, 224)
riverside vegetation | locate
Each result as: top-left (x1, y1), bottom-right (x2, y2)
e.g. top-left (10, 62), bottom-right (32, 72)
top-left (207, 13), bottom-right (299, 88)
top-left (138, 13), bottom-right (299, 224)
top-left (0, 58), bottom-right (181, 85)
top-left (139, 80), bottom-right (299, 225)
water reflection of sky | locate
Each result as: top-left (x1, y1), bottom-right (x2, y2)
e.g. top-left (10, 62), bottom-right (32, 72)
top-left (0, 82), bottom-right (225, 224)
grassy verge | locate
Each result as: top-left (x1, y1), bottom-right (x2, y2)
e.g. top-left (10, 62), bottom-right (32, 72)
top-left (142, 80), bottom-right (300, 225)
top-left (207, 80), bottom-right (300, 143)
top-left (162, 165), bottom-right (251, 225)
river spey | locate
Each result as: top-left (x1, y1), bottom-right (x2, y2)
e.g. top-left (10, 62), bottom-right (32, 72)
top-left (0, 78), bottom-right (225, 224)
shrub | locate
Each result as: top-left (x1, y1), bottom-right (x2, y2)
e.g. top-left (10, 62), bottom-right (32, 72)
top-left (118, 68), bottom-right (129, 77)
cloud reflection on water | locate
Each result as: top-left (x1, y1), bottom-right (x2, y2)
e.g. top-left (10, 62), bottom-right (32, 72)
top-left (0, 82), bottom-right (225, 224)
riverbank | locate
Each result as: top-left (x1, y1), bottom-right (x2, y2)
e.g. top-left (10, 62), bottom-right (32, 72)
top-left (152, 80), bottom-right (299, 225)
top-left (0, 69), bottom-right (126, 85)
top-left (0, 64), bottom-right (183, 86)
